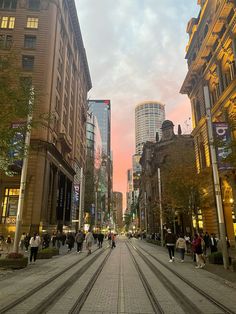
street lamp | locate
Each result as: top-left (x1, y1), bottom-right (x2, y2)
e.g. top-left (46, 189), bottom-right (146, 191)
top-left (204, 85), bottom-right (229, 269)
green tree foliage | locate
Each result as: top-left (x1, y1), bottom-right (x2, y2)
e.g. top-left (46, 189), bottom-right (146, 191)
top-left (0, 53), bottom-right (32, 174)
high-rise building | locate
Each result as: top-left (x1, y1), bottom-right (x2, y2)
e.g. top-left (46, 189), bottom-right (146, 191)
top-left (84, 112), bottom-right (102, 226)
top-left (112, 192), bottom-right (123, 230)
top-left (135, 101), bottom-right (165, 155)
top-left (0, 0), bottom-right (91, 235)
top-left (88, 100), bottom-right (112, 222)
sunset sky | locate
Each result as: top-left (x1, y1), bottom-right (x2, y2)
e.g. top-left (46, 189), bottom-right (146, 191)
top-left (76, 1), bottom-right (200, 206)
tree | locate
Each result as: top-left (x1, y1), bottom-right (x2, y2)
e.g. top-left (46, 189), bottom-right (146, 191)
top-left (0, 53), bottom-right (33, 174)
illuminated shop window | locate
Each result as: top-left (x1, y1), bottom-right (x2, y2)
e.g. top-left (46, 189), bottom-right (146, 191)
top-left (1, 188), bottom-right (19, 223)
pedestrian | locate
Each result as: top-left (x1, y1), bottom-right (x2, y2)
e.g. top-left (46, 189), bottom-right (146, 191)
top-left (209, 233), bottom-right (217, 253)
top-left (165, 228), bottom-right (176, 262)
top-left (75, 230), bottom-right (84, 253)
top-left (24, 233), bottom-right (30, 252)
top-left (85, 230), bottom-right (94, 255)
top-left (20, 232), bottom-right (26, 250)
top-left (0, 234), bottom-right (4, 251)
top-left (66, 232), bottom-right (75, 252)
top-left (192, 233), bottom-right (205, 269)
top-left (5, 235), bottom-right (12, 253)
top-left (97, 231), bottom-right (104, 248)
top-left (29, 233), bottom-right (41, 263)
top-left (107, 232), bottom-right (112, 247)
top-left (111, 233), bottom-right (116, 249)
top-left (176, 233), bottom-right (187, 262)
top-left (203, 231), bottom-right (210, 256)
top-left (51, 232), bottom-right (56, 247)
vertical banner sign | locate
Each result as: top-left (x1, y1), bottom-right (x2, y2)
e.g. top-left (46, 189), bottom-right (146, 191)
top-left (213, 122), bottom-right (232, 170)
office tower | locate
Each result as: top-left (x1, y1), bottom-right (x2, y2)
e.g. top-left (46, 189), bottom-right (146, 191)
top-left (112, 192), bottom-right (123, 230)
top-left (0, 0), bottom-right (91, 235)
top-left (88, 100), bottom-right (112, 221)
top-left (135, 101), bottom-right (165, 155)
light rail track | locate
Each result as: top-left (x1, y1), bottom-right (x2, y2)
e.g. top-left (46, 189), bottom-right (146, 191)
top-left (126, 242), bottom-right (164, 314)
top-left (0, 247), bottom-right (108, 314)
top-left (130, 240), bottom-right (236, 314)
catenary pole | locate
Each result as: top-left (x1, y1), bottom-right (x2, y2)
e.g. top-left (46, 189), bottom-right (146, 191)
top-left (203, 85), bottom-right (229, 269)
top-left (157, 168), bottom-right (164, 246)
top-left (78, 167), bottom-right (84, 230)
top-left (13, 89), bottom-right (34, 253)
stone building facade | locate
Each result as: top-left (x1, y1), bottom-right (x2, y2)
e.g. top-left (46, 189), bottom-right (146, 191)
top-left (181, 0), bottom-right (236, 244)
top-left (139, 121), bottom-right (196, 235)
top-left (0, 0), bottom-right (91, 236)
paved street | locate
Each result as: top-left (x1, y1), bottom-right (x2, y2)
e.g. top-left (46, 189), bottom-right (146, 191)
top-left (0, 236), bottom-right (236, 314)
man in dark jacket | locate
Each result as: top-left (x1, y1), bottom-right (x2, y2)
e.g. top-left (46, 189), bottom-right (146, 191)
top-left (165, 228), bottom-right (176, 262)
top-left (75, 230), bottom-right (84, 253)
top-left (97, 232), bottom-right (104, 248)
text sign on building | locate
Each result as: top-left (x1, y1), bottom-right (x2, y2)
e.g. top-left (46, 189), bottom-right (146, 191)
top-left (213, 122), bottom-right (233, 170)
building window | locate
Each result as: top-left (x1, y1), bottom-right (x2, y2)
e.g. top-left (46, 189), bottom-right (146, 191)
top-left (0, 34), bottom-right (12, 49)
top-left (1, 188), bottom-right (19, 223)
top-left (26, 17), bottom-right (38, 29)
top-left (0, 0), bottom-right (17, 10)
top-left (28, 0), bottom-right (40, 10)
top-left (22, 55), bottom-right (34, 70)
top-left (24, 35), bottom-right (36, 49)
top-left (0, 16), bottom-right (15, 28)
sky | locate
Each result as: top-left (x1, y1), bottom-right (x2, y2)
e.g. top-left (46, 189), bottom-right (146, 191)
top-left (75, 0), bottom-right (200, 206)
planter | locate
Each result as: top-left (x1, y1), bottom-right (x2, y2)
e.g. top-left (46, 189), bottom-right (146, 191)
top-left (37, 248), bottom-right (59, 259)
top-left (208, 252), bottom-right (223, 265)
top-left (0, 257), bottom-right (28, 269)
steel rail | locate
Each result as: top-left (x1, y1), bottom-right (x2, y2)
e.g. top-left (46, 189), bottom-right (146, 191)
top-left (134, 241), bottom-right (236, 314)
top-left (0, 247), bottom-right (103, 314)
top-left (126, 242), bottom-right (164, 314)
top-left (27, 247), bottom-right (110, 314)
top-left (69, 248), bottom-right (112, 313)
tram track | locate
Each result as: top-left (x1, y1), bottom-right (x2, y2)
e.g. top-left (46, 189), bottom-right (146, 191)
top-left (126, 242), bottom-right (164, 314)
top-left (129, 240), bottom-right (236, 314)
top-left (0, 246), bottom-right (109, 314)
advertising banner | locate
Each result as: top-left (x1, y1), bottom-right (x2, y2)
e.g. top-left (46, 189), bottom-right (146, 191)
top-left (213, 122), bottom-right (233, 170)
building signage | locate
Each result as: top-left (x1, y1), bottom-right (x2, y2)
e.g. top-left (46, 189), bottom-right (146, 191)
top-left (213, 122), bottom-right (233, 170)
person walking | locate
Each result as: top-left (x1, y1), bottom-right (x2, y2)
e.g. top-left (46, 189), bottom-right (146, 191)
top-left (97, 231), bottom-right (104, 248)
top-left (29, 233), bottom-right (41, 263)
top-left (209, 233), bottom-right (218, 253)
top-left (66, 233), bottom-right (75, 252)
top-left (5, 235), bottom-right (12, 253)
top-left (192, 233), bottom-right (205, 269)
top-left (24, 233), bottom-right (30, 252)
top-left (85, 230), bottom-right (94, 255)
top-left (75, 230), bottom-right (84, 253)
top-left (20, 233), bottom-right (26, 251)
top-left (111, 233), bottom-right (116, 249)
top-left (165, 228), bottom-right (176, 262)
top-left (176, 233), bottom-right (187, 262)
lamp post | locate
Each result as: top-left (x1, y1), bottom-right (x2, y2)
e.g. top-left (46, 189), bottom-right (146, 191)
top-left (203, 85), bottom-right (229, 269)
top-left (13, 88), bottom-right (34, 253)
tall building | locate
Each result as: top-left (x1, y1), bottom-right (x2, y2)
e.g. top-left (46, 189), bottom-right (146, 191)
top-left (135, 101), bottom-right (165, 155)
top-left (112, 192), bottom-right (123, 230)
top-left (0, 0), bottom-right (91, 235)
top-left (84, 112), bottom-right (103, 226)
top-left (88, 100), bottom-right (112, 223)
top-left (180, 0), bottom-right (236, 243)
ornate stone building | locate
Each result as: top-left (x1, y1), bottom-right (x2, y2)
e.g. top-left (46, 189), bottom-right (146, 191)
top-left (139, 121), bottom-right (196, 235)
top-left (181, 0), bottom-right (236, 244)
top-left (0, 0), bottom-right (91, 236)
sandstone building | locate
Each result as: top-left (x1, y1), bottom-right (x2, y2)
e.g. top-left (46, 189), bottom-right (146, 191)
top-left (0, 0), bottom-right (91, 235)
